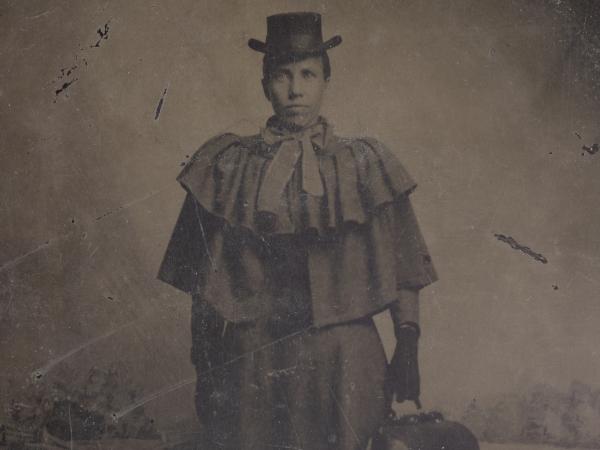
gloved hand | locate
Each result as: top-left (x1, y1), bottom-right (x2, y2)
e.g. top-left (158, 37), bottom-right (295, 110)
top-left (385, 321), bottom-right (421, 408)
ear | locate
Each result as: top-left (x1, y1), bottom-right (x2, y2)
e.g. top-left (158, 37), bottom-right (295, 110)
top-left (262, 78), bottom-right (271, 102)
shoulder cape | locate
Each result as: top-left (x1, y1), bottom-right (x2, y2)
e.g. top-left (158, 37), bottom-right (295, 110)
top-left (158, 132), bottom-right (438, 326)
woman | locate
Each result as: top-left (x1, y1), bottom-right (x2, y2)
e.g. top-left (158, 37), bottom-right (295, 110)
top-left (158, 12), bottom-right (437, 450)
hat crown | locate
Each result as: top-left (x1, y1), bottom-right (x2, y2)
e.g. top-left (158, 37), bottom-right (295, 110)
top-left (248, 12), bottom-right (342, 55)
top-left (267, 12), bottom-right (323, 44)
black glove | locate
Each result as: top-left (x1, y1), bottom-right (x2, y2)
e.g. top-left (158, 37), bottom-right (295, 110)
top-left (385, 321), bottom-right (421, 408)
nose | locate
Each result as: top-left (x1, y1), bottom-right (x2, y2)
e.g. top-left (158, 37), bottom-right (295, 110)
top-left (288, 76), bottom-right (303, 99)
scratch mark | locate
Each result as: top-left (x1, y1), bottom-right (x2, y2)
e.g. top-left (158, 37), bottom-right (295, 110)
top-left (54, 78), bottom-right (78, 97)
top-left (267, 446), bottom-right (303, 449)
top-left (570, 252), bottom-right (600, 268)
top-left (92, 22), bottom-right (111, 48)
top-left (193, 198), bottom-right (217, 271)
top-left (582, 143), bottom-right (599, 155)
top-left (576, 271), bottom-right (600, 287)
top-left (494, 233), bottom-right (548, 264)
top-left (32, 320), bottom-right (136, 381)
top-left (95, 189), bottom-right (164, 221)
top-left (154, 85), bottom-right (169, 120)
top-left (564, 275), bottom-right (576, 291)
top-left (1, 284), bottom-right (15, 319)
top-left (113, 326), bottom-right (311, 420)
top-left (113, 376), bottom-right (196, 421)
top-left (0, 186), bottom-right (169, 274)
top-left (58, 65), bottom-right (78, 79)
top-left (267, 365), bottom-right (298, 378)
top-left (0, 240), bottom-right (53, 273)
top-left (328, 385), bottom-right (361, 446)
top-left (573, 132), bottom-right (582, 140)
top-left (68, 403), bottom-right (74, 450)
top-left (26, 9), bottom-right (56, 20)
top-left (51, 35), bottom-right (90, 100)
top-left (275, 383), bottom-right (304, 449)
top-left (0, 226), bottom-right (98, 273)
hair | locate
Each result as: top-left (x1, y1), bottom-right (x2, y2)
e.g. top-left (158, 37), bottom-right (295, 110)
top-left (262, 51), bottom-right (331, 82)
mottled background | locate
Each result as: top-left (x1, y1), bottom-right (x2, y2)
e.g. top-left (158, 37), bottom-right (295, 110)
top-left (1, 0), bottom-right (600, 447)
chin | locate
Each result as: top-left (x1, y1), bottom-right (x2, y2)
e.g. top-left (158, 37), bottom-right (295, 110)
top-left (279, 113), bottom-right (315, 129)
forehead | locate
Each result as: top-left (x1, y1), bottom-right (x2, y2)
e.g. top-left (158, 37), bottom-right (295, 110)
top-left (272, 55), bottom-right (324, 73)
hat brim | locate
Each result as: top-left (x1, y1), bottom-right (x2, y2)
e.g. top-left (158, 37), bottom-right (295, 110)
top-left (248, 35), bottom-right (342, 54)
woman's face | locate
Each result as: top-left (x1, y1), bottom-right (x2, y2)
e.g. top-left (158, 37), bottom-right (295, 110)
top-left (263, 56), bottom-right (328, 129)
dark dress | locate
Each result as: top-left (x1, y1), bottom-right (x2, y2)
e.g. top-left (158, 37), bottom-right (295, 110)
top-left (158, 118), bottom-right (437, 449)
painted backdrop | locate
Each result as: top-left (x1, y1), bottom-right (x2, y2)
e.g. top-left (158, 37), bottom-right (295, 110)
top-left (2, 0), bottom-right (600, 447)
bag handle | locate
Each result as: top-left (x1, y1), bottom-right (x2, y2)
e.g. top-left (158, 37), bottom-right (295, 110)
top-left (385, 399), bottom-right (444, 426)
top-left (385, 398), bottom-right (419, 420)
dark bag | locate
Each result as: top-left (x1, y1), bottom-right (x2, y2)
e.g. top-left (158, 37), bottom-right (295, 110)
top-left (372, 410), bottom-right (480, 450)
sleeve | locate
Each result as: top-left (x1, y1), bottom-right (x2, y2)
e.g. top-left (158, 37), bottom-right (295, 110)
top-left (392, 288), bottom-right (420, 325)
top-left (391, 193), bottom-right (438, 291)
top-left (157, 193), bottom-right (221, 294)
top-left (157, 133), bottom-right (239, 294)
top-left (359, 137), bottom-right (438, 290)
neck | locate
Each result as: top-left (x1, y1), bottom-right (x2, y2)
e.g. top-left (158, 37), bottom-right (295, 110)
top-left (270, 115), bottom-right (322, 133)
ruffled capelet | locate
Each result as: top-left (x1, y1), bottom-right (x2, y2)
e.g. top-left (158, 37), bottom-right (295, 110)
top-left (158, 127), bottom-right (437, 327)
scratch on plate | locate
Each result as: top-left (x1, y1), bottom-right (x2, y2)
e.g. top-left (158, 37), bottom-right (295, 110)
top-left (275, 383), bottom-right (304, 449)
top-left (32, 320), bottom-right (137, 381)
top-left (3, 185), bottom-right (172, 271)
top-left (113, 326), bottom-right (311, 420)
top-left (267, 445), bottom-right (303, 449)
top-left (89, 246), bottom-right (99, 258)
top-left (193, 198), bottom-right (217, 271)
top-left (92, 22), bottom-right (111, 48)
top-left (26, 9), bottom-right (56, 20)
top-left (328, 385), bottom-right (361, 445)
top-left (576, 271), bottom-right (600, 287)
top-left (154, 84), bottom-right (169, 120)
top-left (68, 403), bottom-right (74, 450)
top-left (582, 143), bottom-right (599, 155)
top-left (54, 78), bottom-right (79, 97)
top-left (267, 365), bottom-right (298, 378)
top-left (0, 239), bottom-right (54, 273)
top-left (95, 188), bottom-right (166, 221)
top-left (494, 233), bottom-right (548, 264)
top-left (112, 376), bottom-right (197, 421)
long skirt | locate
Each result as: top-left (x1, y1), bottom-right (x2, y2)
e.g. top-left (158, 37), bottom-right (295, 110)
top-left (194, 315), bottom-right (388, 450)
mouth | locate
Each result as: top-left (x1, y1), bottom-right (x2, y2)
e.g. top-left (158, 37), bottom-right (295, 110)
top-left (283, 105), bottom-right (310, 115)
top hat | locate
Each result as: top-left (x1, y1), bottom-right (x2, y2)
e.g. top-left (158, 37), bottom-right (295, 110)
top-left (248, 12), bottom-right (342, 56)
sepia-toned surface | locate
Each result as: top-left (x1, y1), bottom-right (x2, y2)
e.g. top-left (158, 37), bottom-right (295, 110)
top-left (1, 0), bottom-right (599, 447)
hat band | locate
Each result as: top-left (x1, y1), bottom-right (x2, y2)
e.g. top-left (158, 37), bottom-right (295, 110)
top-left (267, 33), bottom-right (321, 53)
top-left (249, 35), bottom-right (342, 54)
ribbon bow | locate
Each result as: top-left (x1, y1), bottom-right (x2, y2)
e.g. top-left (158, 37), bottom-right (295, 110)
top-left (257, 119), bottom-right (329, 216)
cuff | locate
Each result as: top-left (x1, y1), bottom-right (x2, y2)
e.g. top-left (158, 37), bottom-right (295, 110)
top-left (390, 288), bottom-right (419, 325)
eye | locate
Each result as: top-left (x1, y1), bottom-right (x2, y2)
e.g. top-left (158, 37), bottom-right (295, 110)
top-left (272, 71), bottom-right (288, 82)
top-left (272, 73), bottom-right (284, 81)
top-left (302, 69), bottom-right (317, 79)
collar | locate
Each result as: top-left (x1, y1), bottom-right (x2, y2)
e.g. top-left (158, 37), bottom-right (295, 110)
top-left (260, 115), bottom-right (333, 153)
